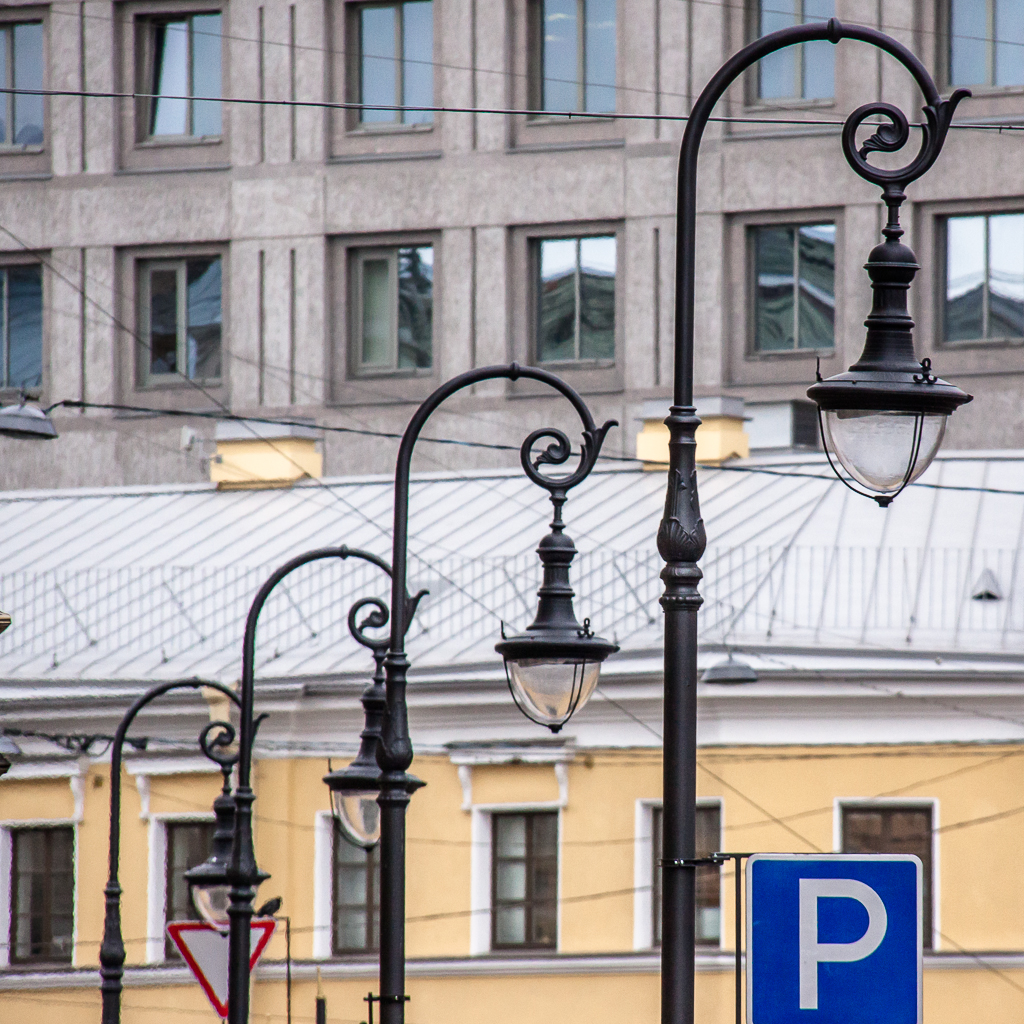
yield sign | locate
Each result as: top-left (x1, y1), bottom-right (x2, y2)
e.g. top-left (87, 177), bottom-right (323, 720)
top-left (167, 919), bottom-right (277, 1018)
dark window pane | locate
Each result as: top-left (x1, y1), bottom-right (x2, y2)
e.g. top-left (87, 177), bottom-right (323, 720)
top-left (758, 0), bottom-right (797, 98)
top-left (151, 21), bottom-right (189, 135)
top-left (186, 257), bottom-right (222, 379)
top-left (332, 821), bottom-right (379, 953)
top-left (950, 0), bottom-right (988, 86)
top-left (987, 213), bottom-right (1024, 338)
top-left (397, 245), bottom-right (432, 368)
top-left (538, 238), bottom-right (578, 362)
top-left (584, 0), bottom-right (616, 113)
top-left (0, 29), bottom-right (8, 144)
top-left (797, 223), bottom-right (835, 350)
top-left (492, 812), bottom-right (557, 949)
top-left (361, 6), bottom-right (397, 123)
top-left (579, 235), bottom-right (615, 359)
top-left (542, 0), bottom-right (578, 111)
top-left (12, 23), bottom-right (43, 146)
top-left (191, 14), bottom-right (223, 136)
top-left (165, 822), bottom-right (214, 958)
top-left (653, 806), bottom-right (721, 947)
top-left (402, 1), bottom-right (433, 123)
top-left (11, 827), bottom-right (74, 964)
top-left (843, 806), bottom-right (932, 947)
top-left (945, 216), bottom-right (986, 342)
top-left (754, 226), bottom-right (795, 351)
top-left (149, 268), bottom-right (179, 375)
top-left (7, 265), bottom-right (42, 389)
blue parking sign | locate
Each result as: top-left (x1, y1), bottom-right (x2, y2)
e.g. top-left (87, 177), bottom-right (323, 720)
top-left (747, 854), bottom-right (922, 1024)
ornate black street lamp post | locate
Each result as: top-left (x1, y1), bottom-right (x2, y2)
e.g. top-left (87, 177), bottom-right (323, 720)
top-left (329, 364), bottom-right (619, 1024)
top-left (99, 677), bottom-right (241, 1024)
top-left (186, 546), bottom-right (416, 1024)
top-left (659, 19), bottom-right (971, 1024)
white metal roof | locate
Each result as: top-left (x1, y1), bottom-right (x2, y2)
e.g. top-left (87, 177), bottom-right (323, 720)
top-left (2, 451), bottom-right (1024, 684)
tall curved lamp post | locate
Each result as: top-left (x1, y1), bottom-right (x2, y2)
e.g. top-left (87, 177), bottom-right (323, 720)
top-left (99, 677), bottom-right (241, 1024)
top-left (659, 19), bottom-right (971, 1024)
top-left (186, 546), bottom-right (418, 1024)
top-left (339, 364), bottom-right (620, 1024)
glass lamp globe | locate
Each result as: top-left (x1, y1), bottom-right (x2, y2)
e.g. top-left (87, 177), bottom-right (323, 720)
top-left (332, 788), bottom-right (381, 849)
top-left (504, 657), bottom-right (601, 731)
top-left (821, 409), bottom-right (947, 495)
top-left (191, 883), bottom-right (232, 932)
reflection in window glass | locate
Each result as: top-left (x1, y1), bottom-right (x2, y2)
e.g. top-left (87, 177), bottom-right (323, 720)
top-left (756, 0), bottom-right (834, 101)
top-left (0, 23), bottom-right (45, 147)
top-left (950, 0), bottom-right (1024, 87)
top-left (11, 827), bottom-right (74, 964)
top-left (333, 821), bottom-right (380, 953)
top-left (356, 245), bottom-right (433, 374)
top-left (150, 14), bottom-right (222, 137)
top-left (540, 0), bottom-right (616, 113)
top-left (4, 265), bottom-right (43, 390)
top-left (753, 223), bottom-right (835, 353)
top-left (537, 235), bottom-right (615, 363)
top-left (945, 213), bottom-right (1024, 342)
top-left (492, 812), bottom-right (557, 949)
top-left (164, 822), bottom-right (214, 958)
top-left (144, 256), bottom-right (222, 383)
top-left (358, 2), bottom-right (434, 125)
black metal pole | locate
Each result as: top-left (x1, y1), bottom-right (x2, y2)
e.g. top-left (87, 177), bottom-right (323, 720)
top-left (99, 678), bottom-right (239, 1024)
top-left (227, 546), bottom-right (396, 1024)
top-left (380, 363), bottom-right (613, 1024)
top-left (661, 18), bottom-right (960, 1024)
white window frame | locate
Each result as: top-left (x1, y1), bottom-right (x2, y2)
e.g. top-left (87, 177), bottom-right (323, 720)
top-left (834, 797), bottom-right (940, 952)
top-left (312, 809), bottom-right (334, 960)
top-left (634, 798), bottom-right (724, 952)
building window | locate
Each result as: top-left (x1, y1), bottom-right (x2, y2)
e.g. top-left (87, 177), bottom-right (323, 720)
top-left (652, 805), bottom-right (721, 947)
top-left (352, 245), bottom-right (433, 374)
top-left (164, 821), bottom-right (214, 958)
top-left (355, 1), bottom-right (433, 125)
top-left (948, 0), bottom-right (1024, 88)
top-left (491, 812), bottom-right (557, 950)
top-left (139, 256), bottom-right (222, 384)
top-left (1, 264), bottom-right (42, 391)
top-left (753, 0), bottom-right (834, 101)
top-left (752, 223), bottom-right (835, 353)
top-left (536, 235), bottom-right (615, 364)
top-left (332, 820), bottom-right (380, 954)
top-left (0, 22), bottom-right (44, 146)
top-left (10, 826), bottom-right (74, 965)
top-left (842, 805), bottom-right (933, 948)
top-left (143, 12), bottom-right (222, 138)
top-left (944, 213), bottom-right (1024, 343)
top-left (534, 0), bottom-right (616, 114)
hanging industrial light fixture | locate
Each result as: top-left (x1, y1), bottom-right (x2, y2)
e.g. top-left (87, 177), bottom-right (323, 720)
top-left (0, 402), bottom-right (58, 439)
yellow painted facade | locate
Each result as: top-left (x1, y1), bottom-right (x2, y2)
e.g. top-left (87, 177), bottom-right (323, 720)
top-left (3, 742), bottom-right (1024, 1022)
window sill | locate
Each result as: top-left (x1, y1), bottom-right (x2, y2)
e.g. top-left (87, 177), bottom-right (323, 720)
top-left (743, 97), bottom-right (836, 112)
top-left (349, 369), bottom-right (434, 381)
top-left (525, 113), bottom-right (616, 124)
top-left (136, 134), bottom-right (224, 149)
top-left (534, 359), bottom-right (615, 371)
top-left (937, 336), bottom-right (1024, 350)
top-left (0, 144), bottom-right (44, 155)
top-left (944, 83), bottom-right (1024, 99)
top-left (347, 122), bottom-right (435, 137)
top-left (136, 378), bottom-right (224, 391)
top-left (746, 347), bottom-right (834, 361)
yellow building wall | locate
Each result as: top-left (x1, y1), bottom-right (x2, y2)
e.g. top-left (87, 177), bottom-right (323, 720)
top-left (3, 743), bottom-right (1024, 1023)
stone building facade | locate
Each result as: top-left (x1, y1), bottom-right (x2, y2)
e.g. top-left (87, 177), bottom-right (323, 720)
top-left (0, 0), bottom-right (1019, 488)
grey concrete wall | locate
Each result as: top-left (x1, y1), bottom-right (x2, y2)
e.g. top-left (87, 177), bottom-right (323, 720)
top-left (0, 0), bottom-right (1017, 491)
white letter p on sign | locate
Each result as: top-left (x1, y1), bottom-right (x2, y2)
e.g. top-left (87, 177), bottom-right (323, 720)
top-left (799, 878), bottom-right (888, 1010)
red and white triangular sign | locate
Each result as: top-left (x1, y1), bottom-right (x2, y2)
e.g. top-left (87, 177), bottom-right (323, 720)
top-left (167, 919), bottom-right (276, 1018)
